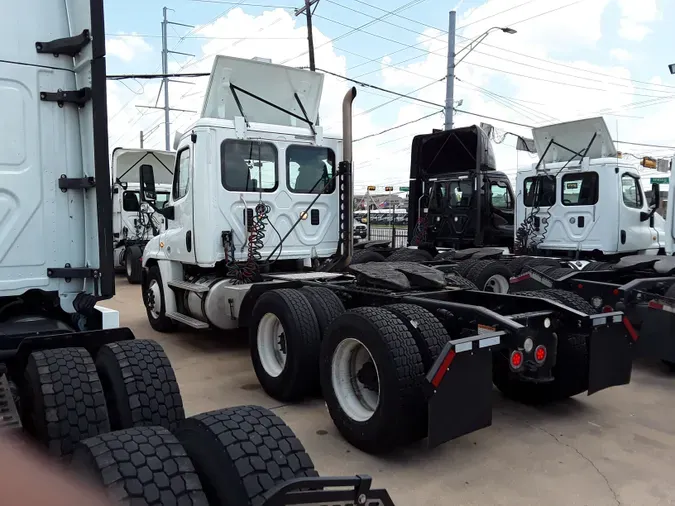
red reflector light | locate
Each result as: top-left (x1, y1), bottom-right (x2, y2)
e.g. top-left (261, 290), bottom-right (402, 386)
top-left (431, 350), bottom-right (456, 388)
top-left (602, 305), bottom-right (613, 313)
top-left (535, 345), bottom-right (547, 363)
top-left (510, 350), bottom-right (524, 369)
top-left (648, 301), bottom-right (664, 311)
top-left (511, 273), bottom-right (531, 284)
top-left (577, 283), bottom-right (583, 290)
top-left (613, 289), bottom-right (620, 296)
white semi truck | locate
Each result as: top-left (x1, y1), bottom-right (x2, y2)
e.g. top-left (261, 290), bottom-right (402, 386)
top-left (111, 148), bottom-right (174, 283)
top-left (137, 56), bottom-right (635, 455)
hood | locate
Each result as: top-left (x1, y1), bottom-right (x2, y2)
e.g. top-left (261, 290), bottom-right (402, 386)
top-left (201, 55), bottom-right (324, 128)
top-left (112, 148), bottom-right (175, 186)
top-left (532, 117), bottom-right (617, 163)
top-left (410, 125), bottom-right (496, 179)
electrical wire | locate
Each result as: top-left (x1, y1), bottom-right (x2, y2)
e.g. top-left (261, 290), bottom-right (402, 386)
top-left (354, 111), bottom-right (443, 143)
top-left (456, 0), bottom-right (541, 30)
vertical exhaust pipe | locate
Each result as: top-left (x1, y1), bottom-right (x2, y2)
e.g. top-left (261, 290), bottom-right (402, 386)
top-left (341, 87), bottom-right (357, 266)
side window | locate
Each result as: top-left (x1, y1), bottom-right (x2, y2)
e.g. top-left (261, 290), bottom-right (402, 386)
top-left (172, 148), bottom-right (190, 201)
top-left (561, 172), bottom-right (599, 206)
top-left (221, 140), bottom-right (278, 192)
top-left (621, 174), bottom-right (643, 209)
top-left (523, 175), bottom-right (556, 207)
top-left (287, 145), bottom-right (335, 194)
top-left (490, 183), bottom-right (512, 210)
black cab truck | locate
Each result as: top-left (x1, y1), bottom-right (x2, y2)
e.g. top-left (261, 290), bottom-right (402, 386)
top-left (0, 1), bottom-right (391, 504)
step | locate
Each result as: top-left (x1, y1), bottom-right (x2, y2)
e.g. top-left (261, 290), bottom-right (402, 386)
top-left (168, 280), bottom-right (210, 293)
top-left (0, 374), bottom-right (21, 432)
top-left (166, 312), bottom-right (210, 329)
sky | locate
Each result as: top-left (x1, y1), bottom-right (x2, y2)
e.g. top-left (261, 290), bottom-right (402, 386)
top-left (103, 0), bottom-right (675, 193)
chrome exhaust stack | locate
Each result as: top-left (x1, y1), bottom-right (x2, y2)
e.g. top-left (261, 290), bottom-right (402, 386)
top-left (339, 87), bottom-right (357, 268)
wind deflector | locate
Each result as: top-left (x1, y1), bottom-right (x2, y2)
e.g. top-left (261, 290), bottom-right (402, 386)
top-left (410, 125), bottom-right (496, 179)
top-left (201, 55), bottom-right (324, 127)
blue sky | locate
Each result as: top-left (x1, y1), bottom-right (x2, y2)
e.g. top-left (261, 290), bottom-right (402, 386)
top-left (103, 0), bottom-right (675, 190)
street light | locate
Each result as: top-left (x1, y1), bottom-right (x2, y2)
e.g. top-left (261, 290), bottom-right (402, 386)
top-left (445, 15), bottom-right (517, 130)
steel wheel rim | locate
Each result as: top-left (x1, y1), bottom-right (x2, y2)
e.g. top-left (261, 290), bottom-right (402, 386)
top-left (484, 274), bottom-right (510, 294)
top-left (331, 338), bottom-right (380, 422)
top-left (147, 279), bottom-right (162, 319)
top-left (257, 313), bottom-right (287, 377)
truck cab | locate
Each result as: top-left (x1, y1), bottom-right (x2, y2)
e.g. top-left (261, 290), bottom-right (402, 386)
top-left (111, 148), bottom-right (175, 283)
top-left (139, 55), bottom-right (351, 331)
top-left (514, 117), bottom-right (664, 258)
top-left (407, 126), bottom-right (515, 249)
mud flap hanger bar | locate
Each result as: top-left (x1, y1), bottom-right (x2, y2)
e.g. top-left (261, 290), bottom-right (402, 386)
top-left (35, 29), bottom-right (91, 57)
top-left (262, 475), bottom-right (395, 506)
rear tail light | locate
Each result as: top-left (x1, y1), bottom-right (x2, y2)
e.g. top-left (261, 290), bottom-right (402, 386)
top-left (534, 345), bottom-right (547, 364)
top-left (510, 350), bottom-right (524, 370)
top-left (602, 305), bottom-right (613, 313)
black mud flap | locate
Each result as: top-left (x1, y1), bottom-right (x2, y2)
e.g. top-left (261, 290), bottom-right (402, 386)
top-left (637, 301), bottom-right (675, 363)
top-left (263, 475), bottom-right (395, 506)
top-left (587, 313), bottom-right (633, 395)
top-left (426, 342), bottom-right (494, 448)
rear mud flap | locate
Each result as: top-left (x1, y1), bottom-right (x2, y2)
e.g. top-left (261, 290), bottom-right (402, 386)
top-left (427, 347), bottom-right (493, 448)
top-left (587, 316), bottom-right (633, 395)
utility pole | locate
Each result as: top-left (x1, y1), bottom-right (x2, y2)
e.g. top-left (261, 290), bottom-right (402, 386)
top-left (444, 10), bottom-right (456, 131)
top-left (295, 0), bottom-right (319, 71)
top-left (161, 7), bottom-right (195, 150)
top-left (140, 131), bottom-right (144, 148)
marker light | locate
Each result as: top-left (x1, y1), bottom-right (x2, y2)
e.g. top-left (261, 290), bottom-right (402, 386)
top-left (510, 350), bottom-right (524, 369)
top-left (535, 345), bottom-right (547, 364)
top-left (543, 317), bottom-right (551, 328)
top-left (523, 338), bottom-right (534, 353)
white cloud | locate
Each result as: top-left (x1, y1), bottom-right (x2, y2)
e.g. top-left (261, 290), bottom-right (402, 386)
top-left (106, 34), bottom-right (153, 61)
top-left (616, 0), bottom-right (660, 41)
top-left (106, 0), bottom-right (675, 191)
top-left (610, 48), bottom-right (633, 62)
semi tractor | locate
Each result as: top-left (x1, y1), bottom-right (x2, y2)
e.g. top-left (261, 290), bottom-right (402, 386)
top-left (111, 148), bottom-right (175, 284)
top-left (0, 1), bottom-right (392, 504)
top-left (137, 56), bottom-right (636, 454)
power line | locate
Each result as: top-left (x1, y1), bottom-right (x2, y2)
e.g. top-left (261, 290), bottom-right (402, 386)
top-left (456, 0), bottom-right (541, 30)
top-left (454, 108), bottom-right (533, 128)
top-left (189, 0), bottom-right (294, 6)
top-left (355, 111), bottom-right (442, 142)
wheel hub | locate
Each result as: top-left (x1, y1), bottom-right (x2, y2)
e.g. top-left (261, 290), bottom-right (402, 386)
top-left (356, 362), bottom-right (379, 392)
top-left (146, 280), bottom-right (162, 319)
top-left (331, 338), bottom-right (380, 422)
top-left (257, 313), bottom-right (287, 378)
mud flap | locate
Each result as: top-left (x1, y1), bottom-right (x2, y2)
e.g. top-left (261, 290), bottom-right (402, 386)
top-left (426, 343), bottom-right (493, 448)
top-left (587, 314), bottom-right (633, 395)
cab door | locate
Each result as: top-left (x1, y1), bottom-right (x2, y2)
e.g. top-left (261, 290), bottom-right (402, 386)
top-left (164, 146), bottom-right (196, 263)
top-left (617, 172), bottom-right (658, 253)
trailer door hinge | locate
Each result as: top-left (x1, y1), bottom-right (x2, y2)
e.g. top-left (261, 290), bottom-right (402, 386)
top-left (40, 87), bottom-right (92, 108)
top-left (47, 264), bottom-right (100, 281)
top-left (35, 29), bottom-right (91, 57)
top-left (59, 175), bottom-right (96, 192)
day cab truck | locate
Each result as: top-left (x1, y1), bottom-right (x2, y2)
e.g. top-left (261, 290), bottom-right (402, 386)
top-left (111, 148), bottom-right (175, 284)
top-left (137, 56), bottom-right (636, 455)
top-left (386, 117), bottom-right (675, 369)
top-left (0, 1), bottom-right (392, 504)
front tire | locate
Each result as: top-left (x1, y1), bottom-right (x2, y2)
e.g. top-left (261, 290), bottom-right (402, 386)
top-left (143, 265), bottom-right (176, 333)
top-left (125, 245), bottom-right (143, 284)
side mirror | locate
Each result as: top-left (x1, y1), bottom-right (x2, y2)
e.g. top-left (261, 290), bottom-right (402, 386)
top-left (650, 183), bottom-right (660, 209)
top-left (139, 164), bottom-right (157, 203)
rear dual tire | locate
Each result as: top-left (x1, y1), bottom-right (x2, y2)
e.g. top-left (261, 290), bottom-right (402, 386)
top-left (125, 245), bottom-right (143, 284)
top-left (72, 406), bottom-right (318, 506)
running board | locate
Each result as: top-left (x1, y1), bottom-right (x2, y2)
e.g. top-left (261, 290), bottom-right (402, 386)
top-left (166, 312), bottom-right (210, 329)
top-left (168, 280), bottom-right (209, 293)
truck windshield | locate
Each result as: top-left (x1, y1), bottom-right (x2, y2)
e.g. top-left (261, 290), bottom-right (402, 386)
top-left (429, 179), bottom-right (474, 210)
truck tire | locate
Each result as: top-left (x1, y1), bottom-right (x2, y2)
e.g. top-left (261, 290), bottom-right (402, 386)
top-left (384, 304), bottom-right (451, 370)
top-left (299, 286), bottom-right (345, 339)
top-left (125, 245), bottom-right (143, 284)
top-left (493, 290), bottom-right (590, 404)
top-left (445, 273), bottom-right (478, 290)
top-left (387, 248), bottom-right (433, 262)
top-left (250, 289), bottom-right (321, 402)
top-left (350, 249), bottom-right (385, 264)
top-left (320, 307), bottom-right (426, 453)
top-left (143, 265), bottom-right (176, 333)
top-left (71, 426), bottom-right (208, 506)
top-left (20, 348), bottom-right (110, 457)
top-left (455, 258), bottom-right (481, 277)
top-left (583, 261), bottom-right (613, 271)
top-left (537, 288), bottom-right (597, 314)
top-left (173, 406), bottom-right (318, 506)
top-left (96, 340), bottom-right (184, 431)
top-left (434, 250), bottom-right (456, 261)
top-left (465, 260), bottom-right (512, 294)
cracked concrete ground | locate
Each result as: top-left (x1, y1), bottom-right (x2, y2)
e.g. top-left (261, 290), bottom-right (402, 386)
top-left (107, 278), bottom-right (675, 506)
